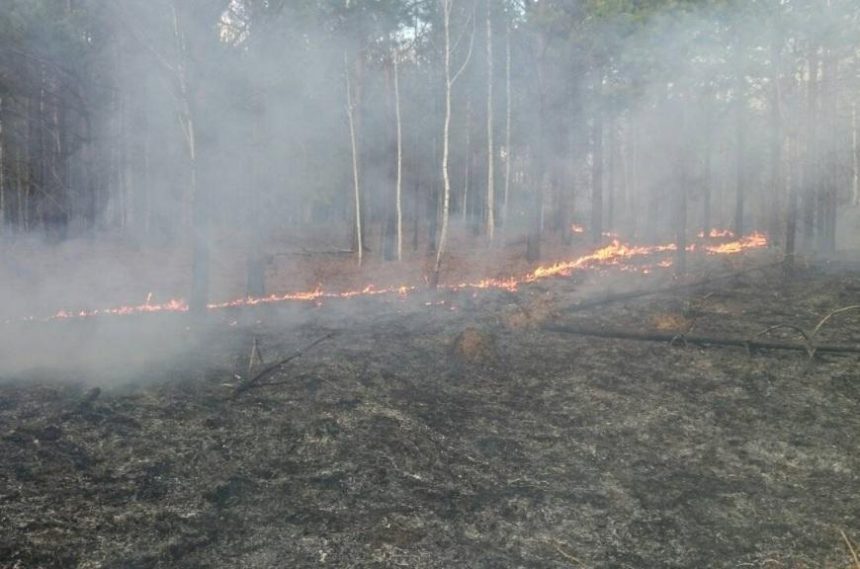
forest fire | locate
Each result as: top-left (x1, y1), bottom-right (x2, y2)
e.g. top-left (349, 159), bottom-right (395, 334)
top-left (27, 232), bottom-right (768, 323)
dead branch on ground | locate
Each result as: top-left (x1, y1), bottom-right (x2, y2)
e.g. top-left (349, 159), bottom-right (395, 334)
top-left (232, 331), bottom-right (337, 399)
top-left (544, 324), bottom-right (860, 356)
top-left (751, 304), bottom-right (860, 359)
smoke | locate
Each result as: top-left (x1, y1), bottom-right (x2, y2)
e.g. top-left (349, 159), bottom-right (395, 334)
top-left (1, 0), bottom-right (859, 378)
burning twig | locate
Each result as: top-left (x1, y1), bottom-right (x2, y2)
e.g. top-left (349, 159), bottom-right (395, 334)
top-left (232, 331), bottom-right (337, 399)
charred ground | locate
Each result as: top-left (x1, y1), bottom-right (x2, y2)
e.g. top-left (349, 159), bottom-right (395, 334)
top-left (1, 259), bottom-right (859, 569)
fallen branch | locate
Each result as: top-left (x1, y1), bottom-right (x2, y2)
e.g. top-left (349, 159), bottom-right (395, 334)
top-left (841, 529), bottom-right (860, 569)
top-left (543, 324), bottom-right (860, 356)
top-left (565, 261), bottom-right (782, 313)
top-left (232, 331), bottom-right (337, 399)
top-left (749, 305), bottom-right (860, 359)
top-left (811, 305), bottom-right (860, 337)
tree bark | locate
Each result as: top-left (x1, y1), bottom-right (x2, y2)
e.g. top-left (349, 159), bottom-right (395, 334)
top-left (393, 49), bottom-right (403, 261)
top-left (0, 96), bottom-right (5, 233)
top-left (434, 0), bottom-right (454, 286)
top-left (502, 21), bottom-right (512, 229)
top-left (485, 0), bottom-right (495, 242)
top-left (802, 50), bottom-right (819, 246)
top-left (734, 68), bottom-right (746, 237)
top-left (851, 100), bottom-right (860, 206)
top-left (462, 96), bottom-right (471, 223)
top-left (171, 5), bottom-right (209, 314)
top-left (345, 52), bottom-right (363, 266)
top-left (768, 28), bottom-right (783, 247)
top-left (590, 108), bottom-right (604, 244)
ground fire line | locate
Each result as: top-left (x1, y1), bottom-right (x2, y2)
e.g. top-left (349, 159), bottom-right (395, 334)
top-left (25, 232), bottom-right (768, 323)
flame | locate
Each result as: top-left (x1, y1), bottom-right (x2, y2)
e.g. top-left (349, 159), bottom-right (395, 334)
top-left (23, 232), bottom-right (768, 322)
top-left (570, 224), bottom-right (585, 234)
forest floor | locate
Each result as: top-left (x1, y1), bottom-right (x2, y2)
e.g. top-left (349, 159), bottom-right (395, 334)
top-left (1, 247), bottom-right (860, 569)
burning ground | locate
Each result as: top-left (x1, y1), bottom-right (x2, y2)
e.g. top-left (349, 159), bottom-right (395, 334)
top-left (1, 251), bottom-right (859, 569)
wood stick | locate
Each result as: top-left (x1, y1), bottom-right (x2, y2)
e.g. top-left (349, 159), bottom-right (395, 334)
top-left (544, 324), bottom-right (860, 355)
top-left (232, 331), bottom-right (337, 399)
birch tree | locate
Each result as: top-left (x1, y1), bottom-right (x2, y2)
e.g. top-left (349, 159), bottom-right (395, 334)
top-left (432, 0), bottom-right (474, 287)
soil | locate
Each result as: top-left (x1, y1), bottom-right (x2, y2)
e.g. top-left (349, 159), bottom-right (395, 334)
top-left (1, 256), bottom-right (859, 569)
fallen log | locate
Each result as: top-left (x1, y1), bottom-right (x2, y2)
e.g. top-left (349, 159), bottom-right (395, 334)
top-left (543, 324), bottom-right (860, 356)
top-left (565, 261), bottom-right (783, 313)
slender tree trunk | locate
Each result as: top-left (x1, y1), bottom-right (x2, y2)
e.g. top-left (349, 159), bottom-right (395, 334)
top-left (502, 21), bottom-right (512, 229)
top-left (393, 50), bottom-right (403, 261)
top-left (769, 34), bottom-right (783, 247)
top-left (172, 5), bottom-right (208, 313)
top-left (802, 50), bottom-right (819, 246)
top-left (485, 0), bottom-right (495, 242)
top-left (434, 0), bottom-right (472, 284)
top-left (702, 110), bottom-right (713, 238)
top-left (527, 39), bottom-right (547, 261)
top-left (853, 99), bottom-right (859, 206)
top-left (676, 107), bottom-right (688, 274)
top-left (346, 53), bottom-right (363, 266)
top-left (434, 0), bottom-right (454, 285)
top-left (734, 69), bottom-right (746, 237)
top-left (463, 97), bottom-right (471, 223)
top-left (785, 126), bottom-right (798, 271)
top-left (607, 117), bottom-right (616, 234)
top-left (818, 43), bottom-right (837, 255)
top-left (0, 96), bottom-right (5, 233)
top-left (590, 109), bottom-right (604, 244)
top-left (247, 89), bottom-right (266, 298)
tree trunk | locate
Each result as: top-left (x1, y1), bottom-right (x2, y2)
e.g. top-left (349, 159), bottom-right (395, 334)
top-left (246, 89), bottom-right (266, 298)
top-left (676, 106), bottom-right (688, 274)
top-left (853, 99), bottom-right (859, 207)
top-left (463, 97), bottom-right (471, 223)
top-left (433, 0), bottom-right (454, 286)
top-left (785, 125), bottom-right (798, 271)
top-left (393, 50), bottom-right (403, 261)
top-left (768, 29), bottom-right (783, 247)
top-left (590, 109), bottom-right (604, 244)
top-left (802, 50), bottom-right (819, 246)
top-left (0, 96), bottom-right (5, 233)
top-left (734, 69), bottom-right (746, 237)
top-left (502, 21), bottom-right (512, 229)
top-left (702, 108), bottom-right (713, 238)
top-left (172, 5), bottom-right (208, 313)
top-left (485, 0), bottom-right (495, 242)
top-left (607, 117), bottom-right (616, 234)
top-left (345, 52), bottom-right (363, 266)
top-left (818, 44), bottom-right (837, 255)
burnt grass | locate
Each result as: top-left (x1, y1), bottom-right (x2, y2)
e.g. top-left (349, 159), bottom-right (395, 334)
top-left (1, 261), bottom-right (859, 568)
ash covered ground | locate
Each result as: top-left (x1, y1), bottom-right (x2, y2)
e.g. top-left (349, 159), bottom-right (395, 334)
top-left (1, 258), bottom-right (859, 568)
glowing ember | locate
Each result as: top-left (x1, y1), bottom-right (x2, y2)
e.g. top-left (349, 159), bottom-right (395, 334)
top-left (25, 232), bottom-right (768, 322)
